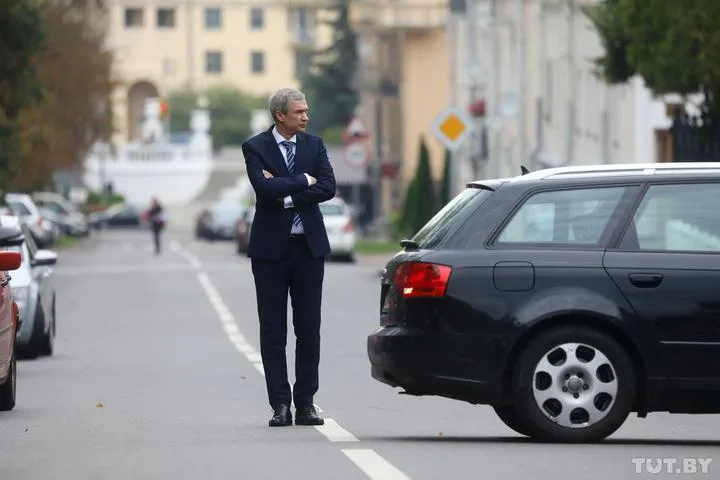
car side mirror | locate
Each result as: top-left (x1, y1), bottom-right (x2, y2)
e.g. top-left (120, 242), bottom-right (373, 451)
top-left (32, 249), bottom-right (58, 267)
top-left (0, 226), bottom-right (24, 248)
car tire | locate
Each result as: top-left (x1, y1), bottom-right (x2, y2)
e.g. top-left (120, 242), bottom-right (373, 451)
top-left (0, 349), bottom-right (17, 411)
top-left (493, 405), bottom-right (534, 437)
top-left (20, 302), bottom-right (45, 360)
top-left (41, 297), bottom-right (55, 356)
top-left (511, 325), bottom-right (636, 443)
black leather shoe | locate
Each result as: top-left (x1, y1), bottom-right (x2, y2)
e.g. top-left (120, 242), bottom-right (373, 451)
top-left (269, 404), bottom-right (292, 427)
top-left (295, 405), bottom-right (324, 426)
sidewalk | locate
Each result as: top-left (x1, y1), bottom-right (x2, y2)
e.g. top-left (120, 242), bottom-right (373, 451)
top-left (357, 253), bottom-right (393, 276)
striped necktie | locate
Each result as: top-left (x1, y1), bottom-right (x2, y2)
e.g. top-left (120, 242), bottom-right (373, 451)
top-left (281, 140), bottom-right (302, 228)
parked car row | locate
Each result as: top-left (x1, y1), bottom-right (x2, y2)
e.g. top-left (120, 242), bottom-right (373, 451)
top-left (194, 196), bottom-right (358, 262)
top-left (1, 191), bottom-right (90, 248)
top-left (0, 211), bottom-right (59, 412)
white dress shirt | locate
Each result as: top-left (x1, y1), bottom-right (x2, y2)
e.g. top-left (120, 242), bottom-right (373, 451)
top-left (272, 126), bottom-right (311, 234)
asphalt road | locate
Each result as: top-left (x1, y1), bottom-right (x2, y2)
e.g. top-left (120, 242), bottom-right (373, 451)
top-left (1, 229), bottom-right (718, 480)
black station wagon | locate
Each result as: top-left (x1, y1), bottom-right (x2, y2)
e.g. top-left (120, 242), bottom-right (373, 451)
top-left (368, 162), bottom-right (720, 443)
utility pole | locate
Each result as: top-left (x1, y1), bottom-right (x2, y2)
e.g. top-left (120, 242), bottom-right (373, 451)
top-left (489, 0), bottom-right (501, 178)
top-left (448, 0), bottom-right (462, 194)
top-left (566, 0), bottom-right (576, 165)
top-left (516, 0), bottom-right (526, 169)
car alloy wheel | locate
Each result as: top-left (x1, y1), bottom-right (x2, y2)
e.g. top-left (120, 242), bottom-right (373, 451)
top-left (532, 342), bottom-right (618, 428)
top-left (511, 326), bottom-right (636, 443)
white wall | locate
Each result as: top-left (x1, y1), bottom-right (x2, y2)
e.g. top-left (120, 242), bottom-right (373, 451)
top-left (84, 144), bottom-right (213, 206)
top-left (456, 0), bottom-right (673, 182)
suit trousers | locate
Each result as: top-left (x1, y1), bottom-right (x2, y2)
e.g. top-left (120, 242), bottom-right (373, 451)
top-left (251, 235), bottom-right (325, 409)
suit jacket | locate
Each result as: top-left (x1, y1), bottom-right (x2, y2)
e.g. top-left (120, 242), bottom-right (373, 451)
top-left (242, 127), bottom-right (337, 261)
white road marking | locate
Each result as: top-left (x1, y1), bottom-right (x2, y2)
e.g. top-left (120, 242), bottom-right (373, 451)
top-left (170, 240), bottom-right (202, 268)
top-left (315, 419), bottom-right (359, 442)
top-left (170, 241), bottom-right (410, 479)
top-left (343, 450), bottom-right (411, 480)
top-left (245, 351), bottom-right (262, 363)
top-left (235, 343), bottom-right (254, 354)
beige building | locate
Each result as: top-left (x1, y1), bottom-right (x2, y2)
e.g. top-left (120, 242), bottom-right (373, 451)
top-left (350, 0), bottom-right (450, 213)
top-left (105, 0), bottom-right (333, 145)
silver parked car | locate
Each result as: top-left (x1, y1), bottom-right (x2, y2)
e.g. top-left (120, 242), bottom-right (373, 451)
top-left (0, 215), bottom-right (57, 359)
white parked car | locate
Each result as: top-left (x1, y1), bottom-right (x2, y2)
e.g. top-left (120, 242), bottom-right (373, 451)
top-left (320, 198), bottom-right (356, 262)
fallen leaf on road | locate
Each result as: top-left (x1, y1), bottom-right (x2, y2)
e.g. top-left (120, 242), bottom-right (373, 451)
top-left (96, 402), bottom-right (104, 408)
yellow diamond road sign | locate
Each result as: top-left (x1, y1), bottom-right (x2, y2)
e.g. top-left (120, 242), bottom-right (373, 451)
top-left (430, 106), bottom-right (474, 151)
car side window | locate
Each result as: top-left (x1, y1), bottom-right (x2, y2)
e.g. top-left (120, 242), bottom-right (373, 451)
top-left (621, 183), bottom-right (720, 252)
top-left (20, 224), bottom-right (38, 259)
top-left (44, 202), bottom-right (68, 215)
top-left (495, 186), bottom-right (630, 246)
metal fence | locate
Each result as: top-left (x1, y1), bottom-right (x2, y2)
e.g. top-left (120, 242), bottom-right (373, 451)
top-left (671, 113), bottom-right (720, 162)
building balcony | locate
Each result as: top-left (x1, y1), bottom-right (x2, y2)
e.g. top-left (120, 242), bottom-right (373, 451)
top-left (349, 0), bottom-right (448, 32)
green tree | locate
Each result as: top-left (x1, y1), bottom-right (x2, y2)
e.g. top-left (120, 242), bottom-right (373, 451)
top-left (301, 0), bottom-right (358, 133)
top-left (168, 85), bottom-right (265, 150)
top-left (439, 149), bottom-right (452, 208)
top-left (585, 0), bottom-right (720, 121)
top-left (405, 136), bottom-right (436, 235)
top-left (12, 0), bottom-right (115, 191)
top-left (0, 0), bottom-right (45, 186)
top-left (401, 178), bottom-right (417, 237)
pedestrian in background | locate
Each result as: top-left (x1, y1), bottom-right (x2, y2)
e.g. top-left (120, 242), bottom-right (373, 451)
top-left (146, 197), bottom-right (165, 255)
top-left (241, 87), bottom-right (336, 427)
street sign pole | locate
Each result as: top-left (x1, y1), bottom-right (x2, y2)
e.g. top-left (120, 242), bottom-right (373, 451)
top-left (343, 116), bottom-right (370, 227)
top-left (430, 106), bottom-right (475, 197)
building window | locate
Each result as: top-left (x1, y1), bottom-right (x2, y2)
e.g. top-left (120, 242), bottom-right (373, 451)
top-left (205, 8), bottom-right (221, 30)
top-left (206, 51), bottom-right (223, 74)
top-left (295, 52), bottom-right (311, 78)
top-left (251, 51), bottom-right (265, 74)
top-left (250, 7), bottom-right (264, 30)
top-left (157, 8), bottom-right (175, 28)
top-left (124, 8), bottom-right (143, 28)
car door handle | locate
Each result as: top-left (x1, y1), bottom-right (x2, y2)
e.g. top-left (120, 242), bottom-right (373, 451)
top-left (0, 275), bottom-right (10, 287)
top-left (629, 273), bottom-right (663, 288)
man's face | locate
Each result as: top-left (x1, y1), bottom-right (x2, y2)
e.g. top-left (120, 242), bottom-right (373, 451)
top-left (278, 100), bottom-right (309, 134)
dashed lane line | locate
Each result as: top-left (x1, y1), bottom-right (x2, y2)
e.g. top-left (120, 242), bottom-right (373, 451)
top-left (343, 449), bottom-right (411, 480)
top-left (168, 240), bottom-right (408, 480)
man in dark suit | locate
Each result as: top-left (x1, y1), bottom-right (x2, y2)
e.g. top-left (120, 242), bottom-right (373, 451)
top-left (241, 88), bottom-right (336, 427)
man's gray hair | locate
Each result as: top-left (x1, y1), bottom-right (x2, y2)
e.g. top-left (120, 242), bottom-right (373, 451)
top-left (269, 88), bottom-right (306, 122)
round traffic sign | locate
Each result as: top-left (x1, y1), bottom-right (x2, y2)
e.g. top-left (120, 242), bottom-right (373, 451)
top-left (344, 141), bottom-right (368, 167)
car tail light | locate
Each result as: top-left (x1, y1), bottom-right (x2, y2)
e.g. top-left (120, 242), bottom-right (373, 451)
top-left (344, 221), bottom-right (353, 233)
top-left (393, 262), bottom-right (452, 298)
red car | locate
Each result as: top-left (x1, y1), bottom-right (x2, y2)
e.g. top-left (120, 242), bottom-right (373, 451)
top-left (0, 234), bottom-right (24, 411)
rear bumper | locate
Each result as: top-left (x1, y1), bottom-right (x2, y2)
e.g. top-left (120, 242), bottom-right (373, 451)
top-left (329, 233), bottom-right (355, 255)
top-left (367, 326), bottom-right (505, 405)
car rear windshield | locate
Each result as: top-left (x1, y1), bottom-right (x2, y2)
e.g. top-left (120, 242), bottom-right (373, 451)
top-left (411, 187), bottom-right (493, 249)
top-left (320, 204), bottom-right (345, 216)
